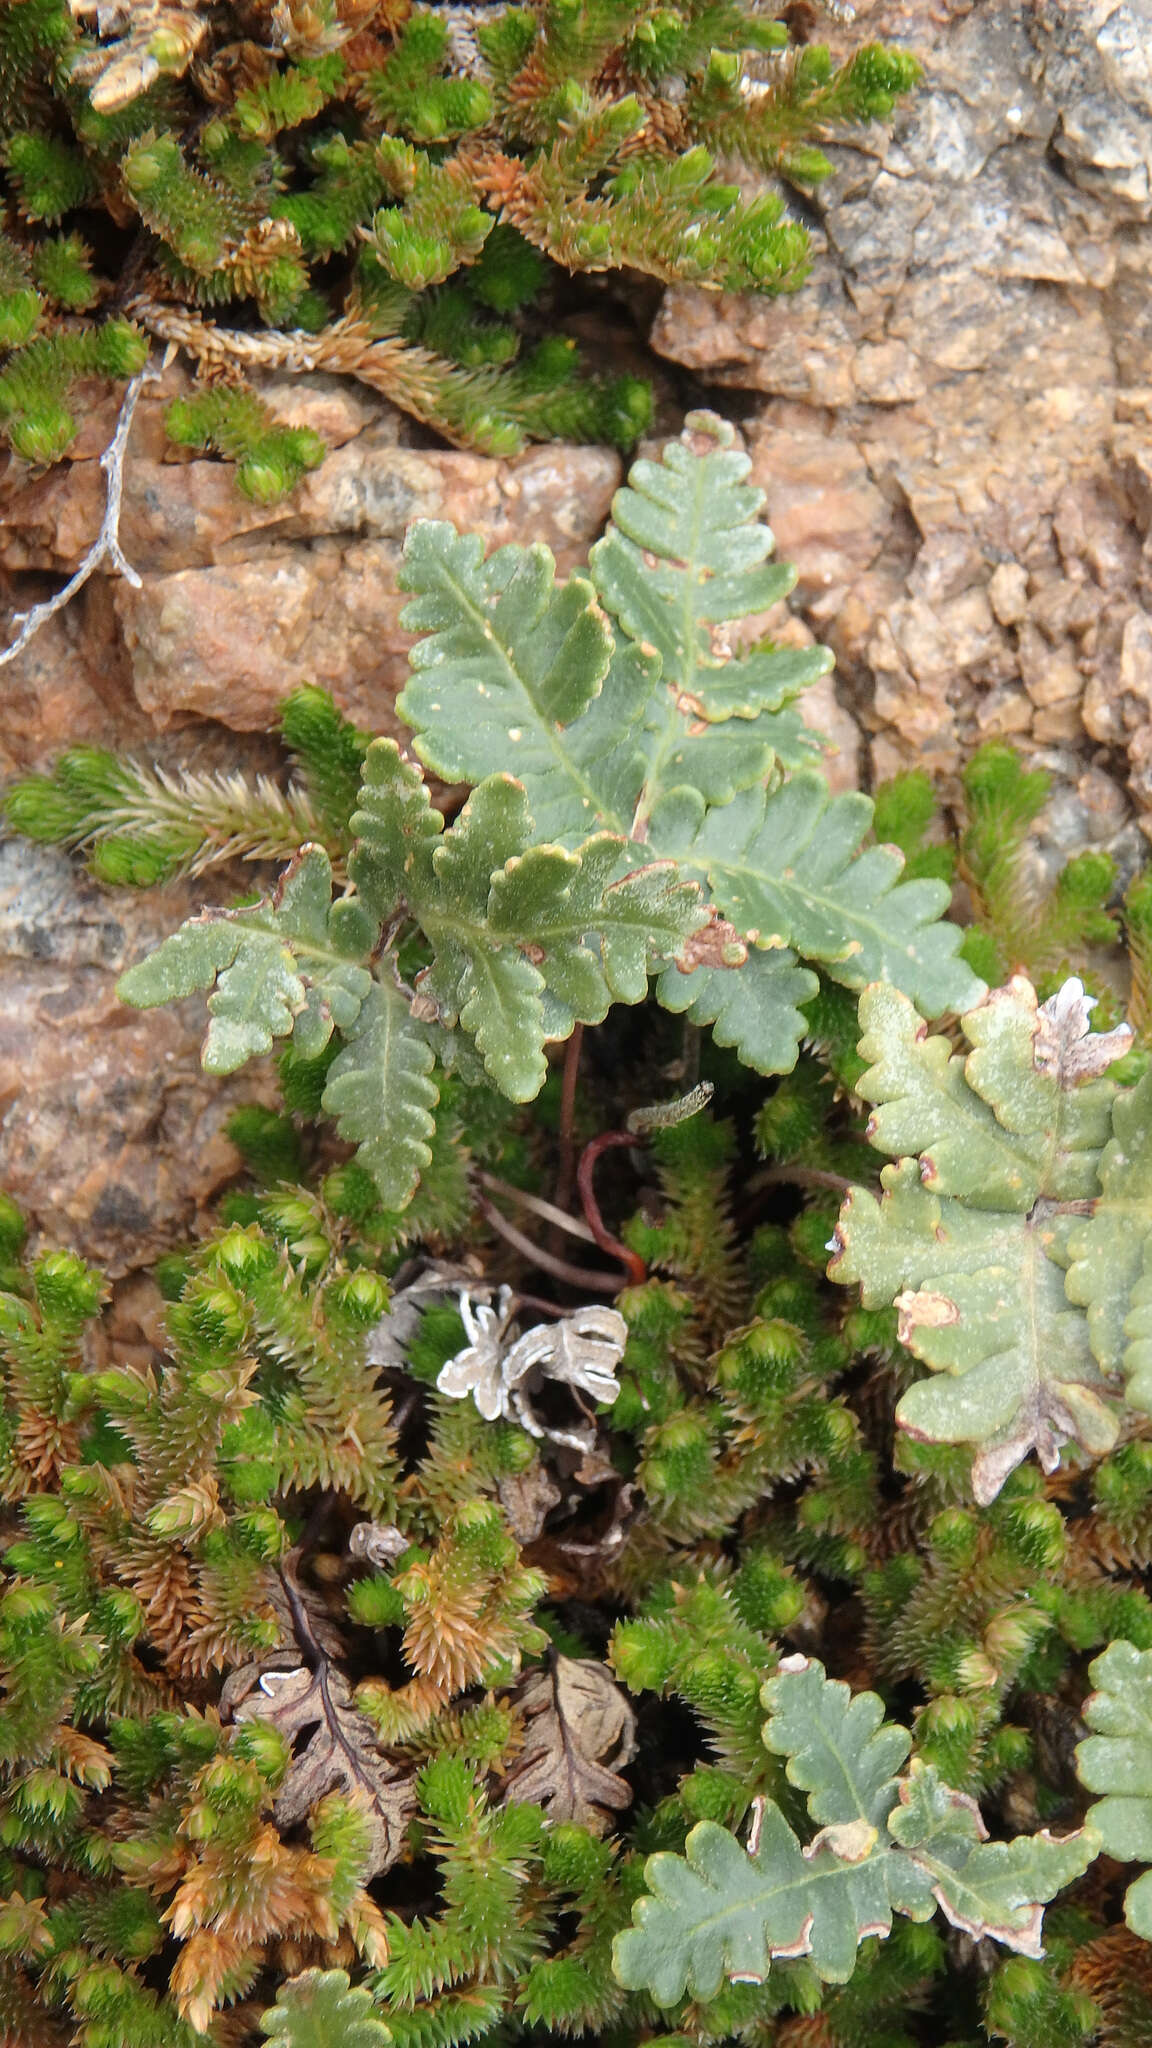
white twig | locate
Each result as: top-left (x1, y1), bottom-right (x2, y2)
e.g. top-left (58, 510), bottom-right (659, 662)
top-left (0, 364), bottom-right (155, 671)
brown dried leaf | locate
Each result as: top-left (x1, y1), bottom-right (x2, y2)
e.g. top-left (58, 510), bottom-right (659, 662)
top-left (231, 1660), bottom-right (416, 1877)
top-left (501, 1655), bottom-right (636, 1834)
top-left (270, 0), bottom-right (383, 53)
top-left (70, 1), bottom-right (208, 109)
top-left (497, 1464), bottom-right (562, 1543)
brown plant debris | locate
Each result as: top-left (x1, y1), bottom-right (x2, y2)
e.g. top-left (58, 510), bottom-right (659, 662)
top-left (499, 1653), bottom-right (637, 1833)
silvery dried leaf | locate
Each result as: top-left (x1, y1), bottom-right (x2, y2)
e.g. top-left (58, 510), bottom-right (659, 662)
top-left (502, 1306), bottom-right (627, 1404)
top-left (348, 1521), bottom-right (409, 1567)
top-left (364, 1260), bottom-right (480, 1375)
top-left (435, 1299), bottom-right (626, 1443)
top-left (71, 2), bottom-right (208, 109)
top-left (435, 1292), bottom-right (515, 1421)
top-left (1032, 976), bottom-right (1133, 1085)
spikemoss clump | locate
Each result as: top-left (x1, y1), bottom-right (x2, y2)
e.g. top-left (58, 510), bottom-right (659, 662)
top-left (0, 0), bottom-right (919, 489)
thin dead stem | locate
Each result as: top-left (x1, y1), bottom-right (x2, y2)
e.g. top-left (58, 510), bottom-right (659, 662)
top-left (477, 1169), bottom-right (596, 1243)
top-left (127, 296), bottom-right (513, 452)
top-left (476, 1194), bottom-right (627, 1294)
top-left (0, 364), bottom-right (155, 670)
top-left (576, 1131), bottom-right (647, 1288)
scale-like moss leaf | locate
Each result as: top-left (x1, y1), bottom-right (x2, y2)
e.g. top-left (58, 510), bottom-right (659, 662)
top-left (117, 845), bottom-right (373, 1073)
top-left (1076, 1640), bottom-right (1152, 1939)
top-left (322, 979), bottom-right (439, 1209)
top-left (830, 979), bottom-right (1131, 1501)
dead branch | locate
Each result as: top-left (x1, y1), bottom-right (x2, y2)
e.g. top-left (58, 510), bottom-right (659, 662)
top-left (0, 363), bottom-right (156, 671)
top-left (125, 293), bottom-right (508, 450)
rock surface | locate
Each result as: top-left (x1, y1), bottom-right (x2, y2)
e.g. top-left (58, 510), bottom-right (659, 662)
top-left (654, 0), bottom-right (1152, 834)
top-left (0, 836), bottom-right (279, 1273)
top-left (0, 369), bottom-right (624, 767)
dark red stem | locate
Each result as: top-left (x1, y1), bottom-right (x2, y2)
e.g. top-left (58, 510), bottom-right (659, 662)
top-left (576, 1131), bottom-right (647, 1289)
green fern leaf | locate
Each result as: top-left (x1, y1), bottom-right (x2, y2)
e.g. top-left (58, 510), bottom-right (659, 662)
top-left (322, 979), bottom-right (439, 1209)
top-left (117, 845), bottom-right (373, 1072)
top-left (414, 774), bottom-right (551, 1098)
top-left (396, 523), bottom-right (613, 791)
top-left (614, 1656), bottom-right (1091, 2007)
top-left (614, 1798), bottom-right (894, 2003)
top-left (429, 924), bottom-right (547, 1101)
top-left (489, 831), bottom-right (704, 1011)
top-left (588, 414), bottom-right (823, 709)
top-left (655, 946), bottom-right (818, 1076)
top-left (888, 1764), bottom-right (1095, 1953)
top-left (348, 737), bottom-right (443, 922)
top-left (351, 745), bottom-right (702, 1097)
top-left (840, 978), bottom-right (1043, 1210)
top-left (260, 1968), bottom-right (391, 2048)
top-left (648, 775), bottom-right (982, 1017)
top-left (398, 421), bottom-right (821, 847)
top-left (1076, 1639), bottom-right (1152, 1940)
top-left (394, 417), bottom-right (976, 1037)
top-left (513, 638), bottom-right (654, 841)
top-left (761, 1654), bottom-right (910, 1827)
top-left (1066, 1068), bottom-right (1152, 1411)
top-left (830, 978), bottom-right (1133, 1501)
top-left (681, 644), bottom-right (833, 725)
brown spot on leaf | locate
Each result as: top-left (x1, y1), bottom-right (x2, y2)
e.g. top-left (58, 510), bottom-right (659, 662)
top-left (894, 1288), bottom-right (959, 1346)
top-left (676, 914), bottom-right (748, 972)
